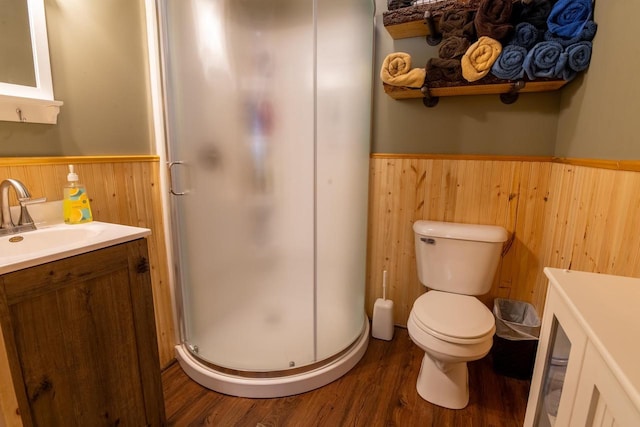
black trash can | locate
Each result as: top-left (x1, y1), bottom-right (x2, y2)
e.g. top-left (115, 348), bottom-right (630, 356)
top-left (492, 298), bottom-right (541, 380)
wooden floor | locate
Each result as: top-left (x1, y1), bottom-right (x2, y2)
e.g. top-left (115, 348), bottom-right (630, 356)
top-left (162, 328), bottom-right (531, 427)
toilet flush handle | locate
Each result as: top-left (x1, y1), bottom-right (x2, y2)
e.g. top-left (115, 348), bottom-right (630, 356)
top-left (420, 237), bottom-right (436, 245)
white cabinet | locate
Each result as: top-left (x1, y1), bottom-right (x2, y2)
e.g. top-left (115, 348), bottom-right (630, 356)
top-left (524, 268), bottom-right (640, 427)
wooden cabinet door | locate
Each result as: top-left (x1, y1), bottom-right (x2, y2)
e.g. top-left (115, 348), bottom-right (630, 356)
top-left (0, 239), bottom-right (165, 427)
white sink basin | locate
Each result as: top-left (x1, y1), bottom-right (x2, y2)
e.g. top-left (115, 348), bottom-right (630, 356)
top-left (2, 226), bottom-right (101, 256)
top-left (0, 221), bottom-right (151, 274)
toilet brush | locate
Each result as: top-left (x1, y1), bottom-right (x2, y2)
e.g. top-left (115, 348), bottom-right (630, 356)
top-left (372, 270), bottom-right (394, 340)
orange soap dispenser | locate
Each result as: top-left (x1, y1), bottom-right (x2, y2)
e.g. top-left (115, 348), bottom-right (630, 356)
top-left (63, 164), bottom-right (93, 224)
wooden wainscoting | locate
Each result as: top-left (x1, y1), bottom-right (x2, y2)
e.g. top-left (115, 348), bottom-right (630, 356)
top-left (367, 155), bottom-right (640, 327)
top-left (0, 157), bottom-right (175, 366)
top-left (533, 162), bottom-right (640, 310)
top-left (366, 155), bottom-right (552, 325)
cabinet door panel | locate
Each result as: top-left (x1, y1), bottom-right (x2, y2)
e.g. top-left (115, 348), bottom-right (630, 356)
top-left (0, 240), bottom-right (165, 427)
top-left (11, 272), bottom-right (146, 425)
top-left (524, 286), bottom-right (588, 426)
top-left (570, 343), bottom-right (640, 427)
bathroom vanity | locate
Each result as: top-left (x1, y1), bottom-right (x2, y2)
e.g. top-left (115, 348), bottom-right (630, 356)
top-left (0, 223), bottom-right (165, 426)
top-left (524, 268), bottom-right (640, 426)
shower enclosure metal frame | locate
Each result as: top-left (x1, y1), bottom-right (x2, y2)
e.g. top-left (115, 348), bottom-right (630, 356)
top-left (155, 0), bottom-right (375, 397)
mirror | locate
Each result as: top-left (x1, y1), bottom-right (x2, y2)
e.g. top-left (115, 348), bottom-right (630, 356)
top-left (0, 0), bottom-right (55, 101)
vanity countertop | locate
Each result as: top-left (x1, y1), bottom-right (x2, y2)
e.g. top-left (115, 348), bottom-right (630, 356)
top-left (544, 267), bottom-right (640, 409)
top-left (0, 221), bottom-right (150, 275)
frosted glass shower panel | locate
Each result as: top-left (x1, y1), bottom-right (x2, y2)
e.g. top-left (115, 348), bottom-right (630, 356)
top-left (315, 0), bottom-right (374, 359)
top-left (163, 0), bottom-right (316, 371)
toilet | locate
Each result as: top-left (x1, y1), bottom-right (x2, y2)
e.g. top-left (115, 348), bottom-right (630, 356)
top-left (407, 220), bottom-right (508, 409)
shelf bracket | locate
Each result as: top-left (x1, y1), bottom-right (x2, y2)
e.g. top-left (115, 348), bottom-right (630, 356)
top-left (421, 85), bottom-right (439, 108)
top-left (500, 80), bottom-right (526, 104)
top-left (423, 11), bottom-right (442, 46)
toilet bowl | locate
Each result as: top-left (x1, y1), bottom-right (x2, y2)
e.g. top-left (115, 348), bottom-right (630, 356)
top-left (409, 220), bottom-right (507, 409)
top-left (407, 290), bottom-right (495, 409)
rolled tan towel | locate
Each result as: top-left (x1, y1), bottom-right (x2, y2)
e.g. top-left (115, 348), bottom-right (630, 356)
top-left (461, 36), bottom-right (502, 82)
top-left (380, 52), bottom-right (426, 88)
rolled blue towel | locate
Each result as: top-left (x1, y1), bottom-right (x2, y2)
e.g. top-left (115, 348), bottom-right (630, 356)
top-left (544, 21), bottom-right (598, 47)
top-left (491, 45), bottom-right (527, 80)
top-left (523, 41), bottom-right (567, 80)
top-left (561, 66), bottom-right (577, 82)
top-left (577, 20), bottom-right (598, 42)
top-left (566, 41), bottom-right (592, 72)
top-left (547, 0), bottom-right (593, 38)
top-left (562, 41), bottom-right (592, 80)
top-left (508, 22), bottom-right (540, 50)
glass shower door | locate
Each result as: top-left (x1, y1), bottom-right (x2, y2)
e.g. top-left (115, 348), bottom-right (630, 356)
top-left (162, 0), bottom-right (316, 372)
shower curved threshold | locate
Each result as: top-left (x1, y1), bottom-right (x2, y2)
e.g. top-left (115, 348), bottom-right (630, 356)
top-left (175, 318), bottom-right (370, 398)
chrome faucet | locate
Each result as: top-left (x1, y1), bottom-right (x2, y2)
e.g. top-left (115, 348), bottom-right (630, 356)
top-left (0, 179), bottom-right (46, 235)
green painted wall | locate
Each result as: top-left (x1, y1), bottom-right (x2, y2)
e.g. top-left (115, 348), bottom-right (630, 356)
top-left (555, 0), bottom-right (640, 160)
top-left (0, 0), bottom-right (634, 160)
top-left (0, 0), bottom-right (152, 157)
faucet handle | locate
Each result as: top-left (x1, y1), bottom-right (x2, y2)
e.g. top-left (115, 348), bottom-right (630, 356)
top-left (17, 197), bottom-right (46, 226)
top-left (18, 196), bottom-right (47, 206)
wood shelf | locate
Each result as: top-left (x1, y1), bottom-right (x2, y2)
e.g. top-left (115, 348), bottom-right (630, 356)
top-left (383, 80), bottom-right (568, 100)
top-left (385, 20), bottom-right (433, 40)
top-left (0, 94), bottom-right (63, 124)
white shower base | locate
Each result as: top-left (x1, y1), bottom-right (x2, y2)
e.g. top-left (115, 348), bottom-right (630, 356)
top-left (175, 319), bottom-right (369, 398)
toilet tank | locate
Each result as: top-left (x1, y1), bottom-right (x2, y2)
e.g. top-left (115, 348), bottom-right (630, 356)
top-left (413, 220), bottom-right (508, 295)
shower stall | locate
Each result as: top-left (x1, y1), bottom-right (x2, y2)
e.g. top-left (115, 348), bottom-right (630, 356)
top-left (158, 0), bottom-right (374, 397)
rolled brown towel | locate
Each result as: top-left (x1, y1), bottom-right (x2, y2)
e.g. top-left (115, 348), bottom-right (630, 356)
top-left (426, 58), bottom-right (463, 83)
top-left (438, 36), bottom-right (471, 60)
top-left (439, 9), bottom-right (476, 40)
top-left (474, 0), bottom-right (513, 41)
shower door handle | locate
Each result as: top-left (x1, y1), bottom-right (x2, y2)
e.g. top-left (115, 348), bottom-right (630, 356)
top-left (168, 161), bottom-right (188, 196)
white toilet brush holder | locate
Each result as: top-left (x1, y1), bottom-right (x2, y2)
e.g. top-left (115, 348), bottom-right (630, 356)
top-left (372, 270), bottom-right (394, 341)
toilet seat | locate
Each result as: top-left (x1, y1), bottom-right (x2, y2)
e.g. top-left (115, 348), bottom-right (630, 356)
top-left (411, 291), bottom-right (495, 344)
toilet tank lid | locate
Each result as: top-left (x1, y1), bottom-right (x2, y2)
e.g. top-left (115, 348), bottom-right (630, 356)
top-left (413, 220), bottom-right (508, 243)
